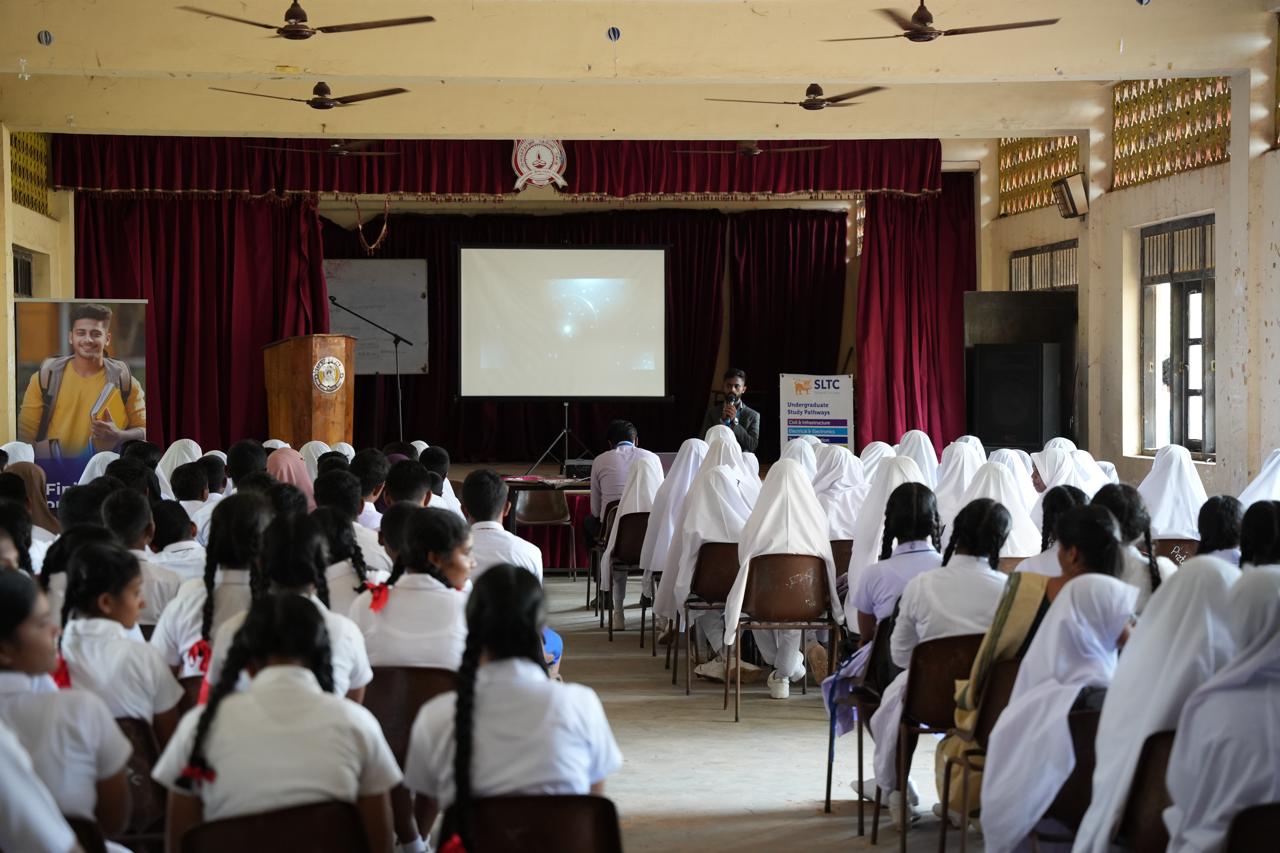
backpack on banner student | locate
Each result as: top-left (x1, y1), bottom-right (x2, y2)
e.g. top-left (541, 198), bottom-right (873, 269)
top-left (33, 355), bottom-right (135, 457)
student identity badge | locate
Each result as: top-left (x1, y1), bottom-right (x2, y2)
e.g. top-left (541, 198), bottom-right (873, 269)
top-left (312, 356), bottom-right (346, 394)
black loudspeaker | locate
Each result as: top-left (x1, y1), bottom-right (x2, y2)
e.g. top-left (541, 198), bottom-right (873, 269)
top-left (969, 343), bottom-right (1062, 451)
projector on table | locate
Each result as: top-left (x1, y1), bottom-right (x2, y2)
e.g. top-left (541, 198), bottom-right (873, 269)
top-left (565, 459), bottom-right (593, 478)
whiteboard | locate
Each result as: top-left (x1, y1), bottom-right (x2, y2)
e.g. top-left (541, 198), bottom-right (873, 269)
top-left (323, 259), bottom-right (429, 375)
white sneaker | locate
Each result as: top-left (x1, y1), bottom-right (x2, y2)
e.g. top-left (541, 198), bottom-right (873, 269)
top-left (611, 610), bottom-right (625, 631)
top-left (850, 778), bottom-right (880, 803)
top-left (693, 657), bottom-right (727, 681)
top-left (767, 669), bottom-right (791, 699)
top-left (888, 790), bottom-right (920, 831)
top-left (932, 802), bottom-right (964, 829)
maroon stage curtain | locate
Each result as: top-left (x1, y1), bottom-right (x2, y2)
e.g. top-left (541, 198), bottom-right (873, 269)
top-left (727, 210), bottom-right (849, 460)
top-left (75, 194), bottom-right (329, 449)
top-left (52, 136), bottom-right (941, 198)
top-left (321, 210), bottom-right (727, 460)
top-left (856, 172), bottom-right (976, 450)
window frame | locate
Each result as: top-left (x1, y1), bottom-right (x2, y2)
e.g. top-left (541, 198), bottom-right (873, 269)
top-left (1009, 239), bottom-right (1079, 292)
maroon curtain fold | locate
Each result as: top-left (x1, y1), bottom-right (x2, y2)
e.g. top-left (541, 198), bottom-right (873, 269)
top-left (856, 172), bottom-right (976, 450)
top-left (52, 135), bottom-right (941, 198)
top-left (727, 210), bottom-right (849, 460)
top-left (75, 194), bottom-right (329, 449)
top-left (321, 210), bottom-right (727, 460)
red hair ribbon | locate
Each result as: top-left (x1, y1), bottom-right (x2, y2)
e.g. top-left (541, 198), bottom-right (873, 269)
top-left (186, 639), bottom-right (212, 674)
top-left (439, 834), bottom-right (468, 853)
top-left (179, 765), bottom-right (217, 785)
top-left (52, 655), bottom-right (72, 689)
top-left (368, 583), bottom-right (390, 613)
top-left (197, 677), bottom-right (211, 706)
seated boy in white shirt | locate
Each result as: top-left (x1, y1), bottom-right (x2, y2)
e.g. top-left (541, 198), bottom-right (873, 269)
top-left (148, 500), bottom-right (209, 582)
top-left (421, 446), bottom-right (466, 519)
top-left (170, 462), bottom-right (211, 522)
top-left (100, 489), bottom-right (182, 628)
top-left (385, 460), bottom-right (433, 508)
top-left (350, 449), bottom-right (391, 532)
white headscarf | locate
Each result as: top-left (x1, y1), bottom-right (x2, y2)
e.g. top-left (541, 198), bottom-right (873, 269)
top-left (1029, 449), bottom-right (1090, 529)
top-left (602, 454), bottom-right (664, 584)
top-left (981, 575), bottom-right (1138, 853)
top-left (643, 438), bottom-right (708, 615)
top-left (699, 437), bottom-right (759, 506)
top-left (1071, 449), bottom-right (1112, 498)
top-left (1045, 437), bottom-right (1077, 452)
top-left (989, 448), bottom-right (1038, 512)
top-left (798, 435), bottom-right (823, 448)
top-left (896, 430), bottom-right (939, 488)
top-left (742, 452), bottom-right (760, 479)
top-left (933, 442), bottom-right (985, 529)
top-left (332, 442), bottom-right (356, 461)
top-left (77, 451), bottom-right (119, 485)
top-left (299, 440), bottom-right (331, 481)
top-left (780, 438), bottom-right (818, 482)
top-left (704, 424), bottom-right (736, 446)
top-left (1097, 460), bottom-right (1120, 485)
top-left (157, 439), bottom-right (202, 486)
top-left (859, 441), bottom-right (896, 481)
top-left (1, 442), bottom-right (34, 466)
top-left (1137, 445), bottom-right (1208, 540)
top-left (202, 450), bottom-right (227, 463)
top-left (954, 463), bottom-right (1042, 558)
top-left (1239, 449), bottom-right (1280, 508)
top-left (1074, 556), bottom-right (1239, 853)
top-left (812, 445), bottom-right (868, 540)
top-left (669, 464), bottom-right (755, 616)
top-left (955, 434), bottom-right (987, 459)
top-left (263, 439), bottom-right (290, 450)
top-left (1014, 449), bottom-right (1034, 476)
top-left (411, 440), bottom-right (430, 457)
top-left (845, 456), bottom-right (926, 608)
top-left (724, 459), bottom-right (842, 645)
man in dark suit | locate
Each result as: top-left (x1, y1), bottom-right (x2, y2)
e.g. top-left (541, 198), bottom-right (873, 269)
top-left (701, 368), bottom-right (760, 452)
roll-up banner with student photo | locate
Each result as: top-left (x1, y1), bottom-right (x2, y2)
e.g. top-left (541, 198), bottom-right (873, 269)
top-left (13, 299), bottom-right (148, 506)
top-left (779, 373), bottom-right (854, 454)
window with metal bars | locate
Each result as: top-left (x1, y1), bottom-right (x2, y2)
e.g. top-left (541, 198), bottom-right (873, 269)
top-left (1009, 240), bottom-right (1079, 291)
top-left (12, 246), bottom-right (34, 298)
top-left (1140, 215), bottom-right (1215, 458)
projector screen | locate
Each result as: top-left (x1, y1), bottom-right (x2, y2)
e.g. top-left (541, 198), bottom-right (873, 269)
top-left (458, 247), bottom-right (667, 398)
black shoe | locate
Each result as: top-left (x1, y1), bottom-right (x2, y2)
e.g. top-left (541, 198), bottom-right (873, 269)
top-left (638, 594), bottom-right (654, 608)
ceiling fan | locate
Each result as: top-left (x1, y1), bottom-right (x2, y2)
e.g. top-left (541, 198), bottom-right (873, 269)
top-left (824, 3), bottom-right (1059, 43)
top-left (209, 81), bottom-right (408, 110)
top-left (705, 84), bottom-right (884, 111)
top-left (674, 141), bottom-right (830, 156)
top-left (245, 140), bottom-right (397, 157)
top-left (177, 2), bottom-right (435, 40)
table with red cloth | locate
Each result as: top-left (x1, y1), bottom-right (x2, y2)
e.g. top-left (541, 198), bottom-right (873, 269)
top-left (510, 489), bottom-right (592, 572)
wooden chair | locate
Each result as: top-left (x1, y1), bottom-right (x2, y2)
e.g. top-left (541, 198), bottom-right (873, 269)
top-left (113, 717), bottom-right (167, 847)
top-left (66, 817), bottom-right (107, 853)
top-left (1031, 708), bottom-right (1103, 847)
top-left (870, 633), bottom-right (985, 851)
top-left (729, 554), bottom-right (840, 722)
top-left (831, 539), bottom-right (853, 578)
top-left (680, 542), bottom-right (740, 693)
top-left (440, 794), bottom-right (623, 853)
top-left (515, 490), bottom-right (578, 581)
top-left (1226, 802), bottom-right (1280, 852)
top-left (1113, 729), bottom-right (1175, 852)
top-left (599, 510), bottom-right (649, 644)
top-left (938, 657), bottom-right (1022, 853)
top-left (181, 802), bottom-right (370, 853)
top-left (587, 501), bottom-right (619, 617)
top-left (1150, 538), bottom-right (1198, 566)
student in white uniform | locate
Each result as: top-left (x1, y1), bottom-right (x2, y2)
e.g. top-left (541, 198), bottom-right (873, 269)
top-left (600, 454), bottom-right (664, 626)
top-left (865, 499), bottom-right (1010, 828)
top-left (1028, 448), bottom-right (1090, 528)
top-left (312, 506), bottom-right (375, 616)
top-left (812, 444), bottom-right (869, 543)
top-left (315, 469), bottom-right (394, 577)
top-left (349, 508), bottom-right (473, 670)
top-left (980, 574), bottom-right (1136, 853)
top-left (988, 448), bottom-right (1039, 513)
top-left (1238, 448), bottom-right (1280, 508)
top-left (420, 446), bottom-right (467, 520)
top-left (198, 454), bottom-right (229, 498)
top-left (1196, 495), bottom-right (1244, 567)
top-left (59, 542), bottom-right (185, 744)
top-left (1137, 443), bottom-right (1208, 541)
top-left (1162, 568), bottom-right (1280, 852)
top-left (157, 439), bottom-right (202, 488)
top-left (0, 571), bottom-right (132, 839)
top-left (645, 439), bottom-right (709, 627)
top-left (0, 717), bottom-right (80, 853)
top-left (1074, 555), bottom-right (1239, 853)
top-left (780, 437), bottom-right (818, 482)
top-left (385, 459), bottom-right (434, 508)
top-left (461, 469), bottom-right (543, 582)
top-left (349, 449), bottom-right (391, 532)
top-left (299, 440), bottom-right (331, 482)
top-left (1044, 437), bottom-right (1077, 453)
top-left (154, 594), bottom-right (401, 853)
top-left (1240, 500), bottom-right (1280, 569)
top-left (1071, 449), bottom-right (1112, 497)
top-left (895, 430), bottom-right (939, 488)
top-left (40, 525), bottom-right (123, 641)
top-left (953, 435), bottom-right (986, 458)
top-left (932, 442), bottom-right (984, 531)
top-left (404, 565), bottom-right (622, 849)
top-left (0, 498), bottom-right (34, 574)
top-left (101, 488), bottom-right (181, 628)
top-left (78, 450), bottom-right (119, 485)
top-left (149, 500), bottom-right (209, 582)
top-left (150, 493), bottom-right (271, 680)
top-left (1092, 483), bottom-right (1176, 612)
top-left (1014, 484), bottom-right (1089, 577)
top-left (845, 456), bottom-right (927, 596)
top-left (951, 462), bottom-right (1042, 562)
top-left (859, 441), bottom-right (896, 482)
top-left (170, 461), bottom-right (212, 520)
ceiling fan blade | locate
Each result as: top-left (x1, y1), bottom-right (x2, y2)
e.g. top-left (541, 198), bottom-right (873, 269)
top-left (316, 15), bottom-right (436, 34)
top-left (821, 102), bottom-right (859, 108)
top-left (331, 88), bottom-right (410, 105)
top-left (208, 87), bottom-right (309, 103)
top-left (176, 6), bottom-right (277, 29)
top-left (762, 145), bottom-right (830, 153)
top-left (875, 8), bottom-right (917, 31)
top-left (821, 34), bottom-right (908, 42)
top-left (824, 85), bottom-right (886, 104)
top-left (704, 98), bottom-right (801, 105)
top-left (941, 19), bottom-right (1059, 36)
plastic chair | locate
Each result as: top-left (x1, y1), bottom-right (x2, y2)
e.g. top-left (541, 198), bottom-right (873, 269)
top-left (938, 656), bottom-right (1022, 853)
top-left (440, 795), bottom-right (623, 853)
top-left (1113, 729), bottom-right (1175, 852)
top-left (1225, 802), bottom-right (1280, 852)
top-left (870, 633), bottom-right (985, 851)
top-left (831, 539), bottom-right (853, 578)
top-left (730, 554), bottom-right (840, 722)
top-left (181, 802), bottom-right (371, 853)
top-left (600, 511), bottom-right (649, 645)
top-left (680, 542), bottom-right (743, 694)
top-left (113, 717), bottom-right (167, 845)
top-left (1031, 708), bottom-right (1102, 846)
top-left (1150, 538), bottom-right (1198, 566)
top-left (587, 501), bottom-right (619, 616)
top-left (66, 817), bottom-right (107, 853)
top-left (515, 490), bottom-right (577, 581)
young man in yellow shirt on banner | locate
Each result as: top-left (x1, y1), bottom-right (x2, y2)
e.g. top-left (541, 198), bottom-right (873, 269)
top-left (17, 303), bottom-right (146, 460)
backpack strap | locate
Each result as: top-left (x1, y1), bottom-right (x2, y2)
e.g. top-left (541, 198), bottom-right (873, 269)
top-left (102, 357), bottom-right (134, 404)
top-left (34, 356), bottom-right (74, 444)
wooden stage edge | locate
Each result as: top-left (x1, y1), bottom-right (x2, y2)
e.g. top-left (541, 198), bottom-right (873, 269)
top-left (449, 462), bottom-right (582, 482)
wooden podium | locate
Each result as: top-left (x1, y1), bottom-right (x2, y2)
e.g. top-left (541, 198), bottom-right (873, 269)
top-left (263, 334), bottom-right (355, 447)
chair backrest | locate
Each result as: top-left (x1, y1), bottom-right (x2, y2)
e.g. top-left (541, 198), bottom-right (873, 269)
top-left (741, 554), bottom-right (830, 621)
top-left (972, 657), bottom-right (1022, 749)
top-left (1043, 708), bottom-right (1102, 831)
top-left (1115, 729), bottom-right (1175, 852)
top-left (1226, 802), bottom-right (1280, 852)
top-left (611, 512), bottom-right (650, 565)
top-left (441, 795), bottom-right (623, 853)
top-left (114, 717), bottom-right (167, 834)
top-left (830, 539), bottom-right (853, 578)
top-left (902, 634), bottom-right (985, 730)
top-left (65, 817), bottom-right (107, 853)
top-left (514, 490), bottom-right (571, 524)
top-left (181, 801), bottom-right (371, 853)
top-left (362, 667), bottom-right (458, 766)
top-left (690, 542), bottom-right (741, 602)
top-left (1151, 538), bottom-right (1198, 566)
top-left (598, 501), bottom-right (620, 545)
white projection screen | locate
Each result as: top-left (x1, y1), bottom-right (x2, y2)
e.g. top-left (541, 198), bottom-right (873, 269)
top-left (458, 247), bottom-right (668, 398)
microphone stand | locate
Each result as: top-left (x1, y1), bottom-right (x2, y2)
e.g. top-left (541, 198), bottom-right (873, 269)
top-left (328, 295), bottom-right (414, 443)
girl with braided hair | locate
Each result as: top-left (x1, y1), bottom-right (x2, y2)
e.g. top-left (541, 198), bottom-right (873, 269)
top-left (404, 565), bottom-right (622, 851)
top-left (1196, 495), bottom-right (1244, 566)
top-left (206, 513), bottom-right (373, 701)
top-left (41, 525), bottom-right (127, 639)
top-left (1239, 499), bottom-right (1280, 569)
top-left (1091, 483), bottom-right (1175, 614)
top-left (1014, 484), bottom-right (1089, 577)
top-left (312, 505), bottom-right (372, 615)
top-left (153, 594), bottom-right (400, 853)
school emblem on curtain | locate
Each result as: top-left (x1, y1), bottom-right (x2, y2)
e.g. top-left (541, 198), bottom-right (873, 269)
top-left (512, 139), bottom-right (568, 190)
top-left (312, 356), bottom-right (346, 394)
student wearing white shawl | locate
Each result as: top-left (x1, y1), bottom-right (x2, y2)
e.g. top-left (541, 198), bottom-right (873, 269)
top-left (859, 441), bottom-right (896, 481)
top-left (298, 440), bottom-right (331, 481)
top-left (742, 452), bottom-right (760, 479)
top-left (1238, 448), bottom-right (1280, 508)
top-left (989, 448), bottom-right (1039, 512)
top-left (0, 442), bottom-right (34, 466)
top-left (1044, 437), bottom-right (1077, 452)
top-left (1029, 448), bottom-right (1090, 529)
top-left (696, 431), bottom-right (760, 506)
top-left (954, 434), bottom-right (986, 459)
top-left (410, 440), bottom-right (429, 458)
top-left (844, 456), bottom-right (926, 609)
top-left (979, 575), bottom-right (1136, 853)
top-left (953, 463), bottom-right (1041, 559)
top-left (600, 454), bottom-right (664, 627)
top-left (933, 442), bottom-right (984, 530)
top-left (332, 442), bottom-right (356, 462)
top-left (812, 445), bottom-right (868, 541)
top-left (157, 439), bottom-right (202, 487)
top-left (1071, 449), bottom-right (1112, 498)
top-left (1137, 444), bottom-right (1208, 540)
top-left (263, 439), bottom-right (290, 450)
top-left (77, 451), bottom-right (119, 485)
top-left (1096, 459), bottom-right (1120, 484)
top-left (723, 460), bottom-right (842, 698)
top-left (1162, 569), bottom-right (1280, 852)
top-left (780, 438), bottom-right (818, 482)
top-left (896, 430), bottom-right (939, 488)
top-left (797, 435), bottom-right (823, 448)
top-left (645, 439), bottom-right (708, 624)
top-left (1073, 556), bottom-right (1239, 853)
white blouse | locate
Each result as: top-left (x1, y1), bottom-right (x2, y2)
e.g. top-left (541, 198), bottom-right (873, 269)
top-left (60, 617), bottom-right (184, 721)
top-left (150, 569), bottom-right (253, 679)
top-left (348, 574), bottom-right (468, 670)
top-left (0, 720), bottom-right (77, 853)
